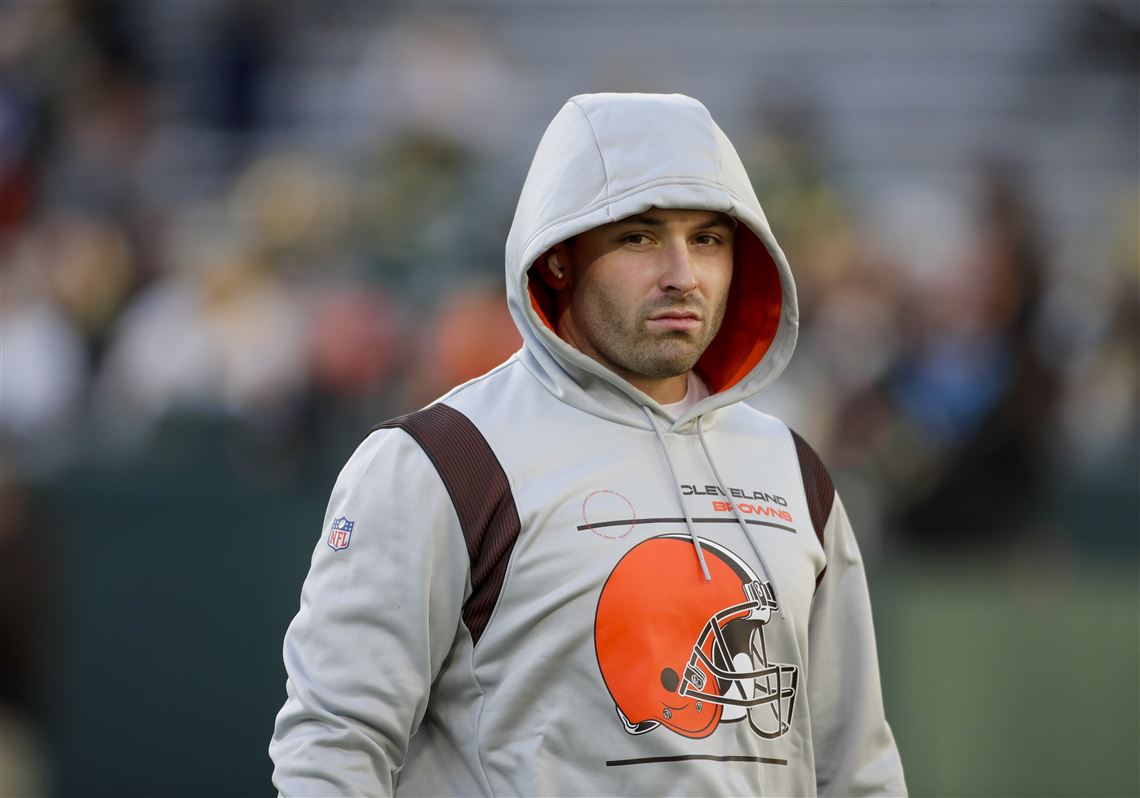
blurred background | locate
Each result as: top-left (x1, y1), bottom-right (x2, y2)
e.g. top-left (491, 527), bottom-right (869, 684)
top-left (0, 1), bottom-right (1136, 795)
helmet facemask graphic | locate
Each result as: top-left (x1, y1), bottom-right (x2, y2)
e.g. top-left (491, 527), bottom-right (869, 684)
top-left (594, 534), bottom-right (798, 741)
top-left (681, 579), bottom-right (798, 739)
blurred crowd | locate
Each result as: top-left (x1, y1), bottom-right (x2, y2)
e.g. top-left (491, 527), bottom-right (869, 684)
top-left (1, 0), bottom-right (1136, 540)
top-left (0, 2), bottom-right (1136, 792)
top-left (0, 2), bottom-right (528, 485)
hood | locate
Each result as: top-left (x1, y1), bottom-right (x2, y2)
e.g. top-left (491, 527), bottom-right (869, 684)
top-left (505, 93), bottom-right (798, 430)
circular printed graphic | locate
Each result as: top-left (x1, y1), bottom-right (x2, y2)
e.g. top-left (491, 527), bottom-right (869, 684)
top-left (581, 489), bottom-right (637, 539)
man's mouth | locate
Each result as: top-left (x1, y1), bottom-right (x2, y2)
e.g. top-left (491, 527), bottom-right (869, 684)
top-left (647, 310), bottom-right (702, 332)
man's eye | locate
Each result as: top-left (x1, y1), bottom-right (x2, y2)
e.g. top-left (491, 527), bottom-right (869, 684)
top-left (694, 234), bottom-right (722, 246)
top-left (623, 233), bottom-right (650, 246)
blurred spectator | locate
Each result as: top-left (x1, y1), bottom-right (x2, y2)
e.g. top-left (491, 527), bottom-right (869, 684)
top-left (343, 9), bottom-right (522, 157)
top-left (92, 234), bottom-right (308, 448)
top-left (353, 132), bottom-right (480, 282)
top-left (205, 1), bottom-right (273, 141)
top-left (0, 0), bottom-right (1130, 537)
top-left (834, 167), bottom-right (1062, 550)
top-left (229, 152), bottom-right (351, 268)
top-left (1051, 189), bottom-right (1140, 469)
top-left (745, 107), bottom-right (904, 455)
top-left (307, 286), bottom-right (408, 403)
top-left (0, 462), bottom-right (53, 796)
top-left (403, 283), bottom-right (522, 411)
top-left (0, 230), bottom-right (88, 472)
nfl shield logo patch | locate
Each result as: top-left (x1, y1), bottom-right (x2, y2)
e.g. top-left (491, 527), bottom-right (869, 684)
top-left (327, 516), bottom-right (355, 551)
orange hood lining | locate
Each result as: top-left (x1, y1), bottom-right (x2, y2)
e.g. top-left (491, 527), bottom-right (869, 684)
top-left (526, 225), bottom-right (783, 395)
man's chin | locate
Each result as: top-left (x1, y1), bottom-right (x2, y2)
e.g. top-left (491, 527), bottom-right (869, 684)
top-left (634, 352), bottom-right (702, 380)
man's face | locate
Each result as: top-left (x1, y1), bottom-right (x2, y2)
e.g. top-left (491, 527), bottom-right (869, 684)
top-left (549, 208), bottom-right (735, 398)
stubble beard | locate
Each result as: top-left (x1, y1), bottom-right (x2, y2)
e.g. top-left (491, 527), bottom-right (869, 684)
top-left (585, 294), bottom-right (729, 382)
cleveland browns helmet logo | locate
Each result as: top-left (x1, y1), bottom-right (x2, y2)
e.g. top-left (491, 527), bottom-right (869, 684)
top-left (594, 534), bottom-right (797, 740)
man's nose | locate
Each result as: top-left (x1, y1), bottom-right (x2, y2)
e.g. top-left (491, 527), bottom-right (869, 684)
top-left (659, 244), bottom-right (698, 294)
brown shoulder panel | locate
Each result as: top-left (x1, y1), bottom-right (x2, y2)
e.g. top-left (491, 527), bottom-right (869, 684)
top-left (373, 404), bottom-right (520, 647)
top-left (790, 429), bottom-right (835, 552)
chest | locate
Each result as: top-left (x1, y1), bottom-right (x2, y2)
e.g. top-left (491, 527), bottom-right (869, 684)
top-left (483, 422), bottom-right (825, 647)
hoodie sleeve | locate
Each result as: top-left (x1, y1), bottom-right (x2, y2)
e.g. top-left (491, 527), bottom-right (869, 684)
top-left (807, 492), bottom-right (907, 796)
top-left (269, 429), bottom-right (469, 797)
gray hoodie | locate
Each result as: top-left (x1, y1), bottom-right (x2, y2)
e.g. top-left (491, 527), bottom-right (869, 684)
top-left (270, 93), bottom-right (906, 797)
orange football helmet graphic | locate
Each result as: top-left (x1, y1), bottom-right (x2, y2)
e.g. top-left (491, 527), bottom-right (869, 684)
top-left (594, 534), bottom-right (797, 740)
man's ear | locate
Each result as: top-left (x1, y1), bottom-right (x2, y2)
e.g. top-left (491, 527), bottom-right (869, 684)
top-left (536, 245), bottom-right (570, 290)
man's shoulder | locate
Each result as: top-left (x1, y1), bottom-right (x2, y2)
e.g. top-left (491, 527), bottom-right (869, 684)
top-left (345, 357), bottom-right (525, 481)
top-left (717, 400), bottom-right (795, 439)
top-left (364, 355), bottom-right (546, 467)
top-left (727, 404), bottom-right (833, 478)
top-left (433, 355), bottom-right (537, 421)
top-left (438, 355), bottom-right (524, 404)
top-left (435, 354), bottom-right (566, 438)
top-left (368, 356), bottom-right (531, 438)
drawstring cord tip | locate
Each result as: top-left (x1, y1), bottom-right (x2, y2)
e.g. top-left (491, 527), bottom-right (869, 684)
top-left (697, 553), bottom-right (712, 582)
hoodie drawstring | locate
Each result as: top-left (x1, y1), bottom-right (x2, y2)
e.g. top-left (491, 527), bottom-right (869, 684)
top-left (641, 405), bottom-right (786, 616)
top-left (641, 406), bottom-right (712, 581)
top-left (695, 415), bottom-right (786, 618)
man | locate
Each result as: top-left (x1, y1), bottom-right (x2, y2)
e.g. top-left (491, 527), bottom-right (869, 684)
top-left (270, 92), bottom-right (906, 796)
